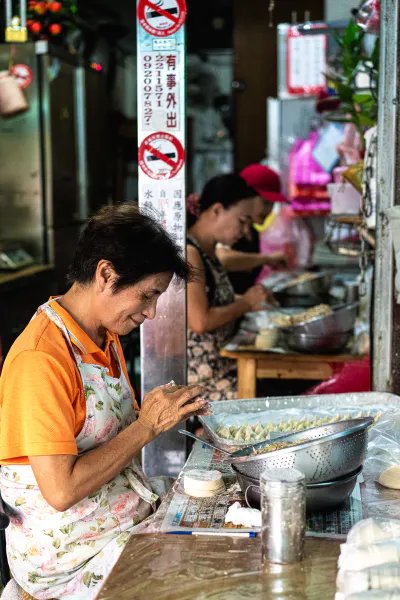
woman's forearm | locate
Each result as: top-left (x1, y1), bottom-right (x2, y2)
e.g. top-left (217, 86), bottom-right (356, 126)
top-left (69, 422), bottom-right (154, 500)
top-left (30, 421), bottom-right (155, 511)
top-left (191, 298), bottom-right (248, 333)
top-left (217, 248), bottom-right (269, 272)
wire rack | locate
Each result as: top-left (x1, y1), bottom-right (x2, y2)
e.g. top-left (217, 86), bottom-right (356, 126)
top-left (325, 215), bottom-right (375, 258)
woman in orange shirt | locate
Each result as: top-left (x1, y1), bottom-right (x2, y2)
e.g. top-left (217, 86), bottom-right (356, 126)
top-left (0, 204), bottom-right (208, 599)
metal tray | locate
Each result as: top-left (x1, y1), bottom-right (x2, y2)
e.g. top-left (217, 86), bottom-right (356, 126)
top-left (200, 392), bottom-right (399, 452)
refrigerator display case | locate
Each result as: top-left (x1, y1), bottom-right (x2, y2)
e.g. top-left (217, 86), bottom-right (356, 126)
top-left (0, 42), bottom-right (108, 288)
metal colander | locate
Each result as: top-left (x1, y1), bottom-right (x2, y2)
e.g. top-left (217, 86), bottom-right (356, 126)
top-left (226, 417), bottom-right (373, 483)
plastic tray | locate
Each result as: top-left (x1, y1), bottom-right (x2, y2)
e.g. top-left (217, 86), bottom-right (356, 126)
top-left (200, 392), bottom-right (399, 452)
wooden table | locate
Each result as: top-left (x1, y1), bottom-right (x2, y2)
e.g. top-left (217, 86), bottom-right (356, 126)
top-left (220, 347), bottom-right (366, 399)
top-left (98, 535), bottom-right (340, 600)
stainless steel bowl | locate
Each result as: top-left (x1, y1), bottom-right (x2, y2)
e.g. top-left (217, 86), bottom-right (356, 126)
top-left (283, 302), bottom-right (359, 336)
top-left (226, 417), bottom-right (373, 483)
top-left (234, 465), bottom-right (362, 512)
top-left (284, 330), bottom-right (352, 354)
top-left (273, 272), bottom-right (333, 297)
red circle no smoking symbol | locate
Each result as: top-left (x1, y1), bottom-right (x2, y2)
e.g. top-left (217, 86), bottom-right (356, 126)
top-left (10, 64), bottom-right (32, 89)
top-left (138, 0), bottom-right (187, 37)
top-left (139, 132), bottom-right (185, 180)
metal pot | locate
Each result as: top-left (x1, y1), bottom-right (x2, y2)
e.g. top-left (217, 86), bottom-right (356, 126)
top-left (273, 292), bottom-right (331, 309)
top-left (273, 272), bottom-right (333, 297)
top-left (283, 302), bottom-right (359, 337)
top-left (234, 465), bottom-right (362, 512)
top-left (283, 330), bottom-right (353, 354)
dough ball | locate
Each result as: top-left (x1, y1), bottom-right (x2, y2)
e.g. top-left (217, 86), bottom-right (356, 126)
top-left (378, 465), bottom-right (400, 489)
top-left (255, 328), bottom-right (279, 350)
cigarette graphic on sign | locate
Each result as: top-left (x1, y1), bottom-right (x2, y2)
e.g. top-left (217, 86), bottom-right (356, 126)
top-left (138, 0), bottom-right (187, 37)
top-left (139, 132), bottom-right (185, 180)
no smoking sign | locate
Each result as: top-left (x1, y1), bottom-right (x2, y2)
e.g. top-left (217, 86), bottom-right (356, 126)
top-left (139, 132), bottom-right (185, 180)
top-left (10, 64), bottom-right (32, 89)
top-left (138, 0), bottom-right (187, 37)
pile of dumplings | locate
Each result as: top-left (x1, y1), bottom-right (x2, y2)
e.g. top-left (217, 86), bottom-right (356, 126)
top-left (215, 410), bottom-right (381, 443)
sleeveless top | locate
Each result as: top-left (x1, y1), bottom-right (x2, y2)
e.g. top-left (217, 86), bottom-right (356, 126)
top-left (187, 236), bottom-right (237, 395)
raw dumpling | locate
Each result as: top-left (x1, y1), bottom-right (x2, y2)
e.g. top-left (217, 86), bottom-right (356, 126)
top-left (244, 426), bottom-right (253, 441)
top-left (254, 421), bottom-right (263, 435)
top-left (217, 426), bottom-right (230, 439)
top-left (234, 426), bottom-right (246, 441)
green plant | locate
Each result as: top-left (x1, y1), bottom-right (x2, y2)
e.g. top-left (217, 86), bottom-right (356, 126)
top-left (324, 18), bottom-right (380, 147)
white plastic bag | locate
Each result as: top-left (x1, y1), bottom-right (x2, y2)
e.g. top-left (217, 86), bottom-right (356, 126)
top-left (338, 563), bottom-right (400, 595)
top-left (336, 592), bottom-right (400, 600)
top-left (347, 519), bottom-right (400, 546)
top-left (364, 410), bottom-right (400, 488)
top-left (338, 540), bottom-right (400, 572)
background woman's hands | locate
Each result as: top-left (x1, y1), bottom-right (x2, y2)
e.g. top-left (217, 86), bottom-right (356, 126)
top-left (242, 285), bottom-right (279, 313)
top-left (138, 384), bottom-right (211, 437)
top-left (242, 284), bottom-right (268, 312)
top-left (265, 251), bottom-right (288, 268)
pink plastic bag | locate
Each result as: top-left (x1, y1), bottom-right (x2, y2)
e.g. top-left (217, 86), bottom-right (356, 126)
top-left (305, 357), bottom-right (371, 395)
top-left (256, 206), bottom-right (314, 281)
top-left (288, 137), bottom-right (331, 211)
top-left (293, 132), bottom-right (332, 187)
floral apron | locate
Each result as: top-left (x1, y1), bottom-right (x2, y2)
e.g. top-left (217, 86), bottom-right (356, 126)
top-left (1, 299), bottom-right (158, 599)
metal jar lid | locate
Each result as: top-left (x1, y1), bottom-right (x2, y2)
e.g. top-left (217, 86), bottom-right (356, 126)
top-left (260, 468), bottom-right (305, 495)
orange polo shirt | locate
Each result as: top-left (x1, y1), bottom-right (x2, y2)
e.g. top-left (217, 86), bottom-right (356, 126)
top-left (0, 299), bottom-right (137, 465)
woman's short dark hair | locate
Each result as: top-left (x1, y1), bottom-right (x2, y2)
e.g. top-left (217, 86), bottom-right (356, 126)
top-left (67, 203), bottom-right (191, 289)
top-left (187, 174), bottom-right (256, 227)
top-left (200, 174), bottom-right (256, 212)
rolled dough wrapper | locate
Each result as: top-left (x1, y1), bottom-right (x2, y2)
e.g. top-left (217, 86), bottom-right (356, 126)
top-left (184, 469), bottom-right (225, 497)
top-left (338, 563), bottom-right (400, 595)
top-left (347, 519), bottom-right (400, 546)
top-left (379, 466), bottom-right (400, 489)
top-left (339, 592), bottom-right (400, 600)
top-left (338, 540), bottom-right (400, 572)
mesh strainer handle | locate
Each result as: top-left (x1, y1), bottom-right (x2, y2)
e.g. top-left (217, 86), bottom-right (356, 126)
top-left (178, 430), bottom-right (232, 455)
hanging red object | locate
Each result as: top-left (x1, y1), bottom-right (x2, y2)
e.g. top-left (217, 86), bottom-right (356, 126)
top-left (49, 23), bottom-right (62, 35)
top-left (29, 21), bottom-right (42, 33)
top-left (34, 1), bottom-right (47, 14)
top-left (48, 1), bottom-right (62, 13)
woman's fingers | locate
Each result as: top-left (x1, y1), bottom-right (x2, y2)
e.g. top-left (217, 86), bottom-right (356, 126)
top-left (195, 407), bottom-right (214, 417)
top-left (179, 398), bottom-right (210, 419)
top-left (173, 385), bottom-right (205, 407)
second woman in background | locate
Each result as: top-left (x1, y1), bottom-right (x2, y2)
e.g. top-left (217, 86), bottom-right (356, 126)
top-left (186, 174), bottom-right (270, 401)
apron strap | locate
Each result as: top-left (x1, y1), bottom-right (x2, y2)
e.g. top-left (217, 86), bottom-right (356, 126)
top-left (33, 299), bottom-right (83, 363)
